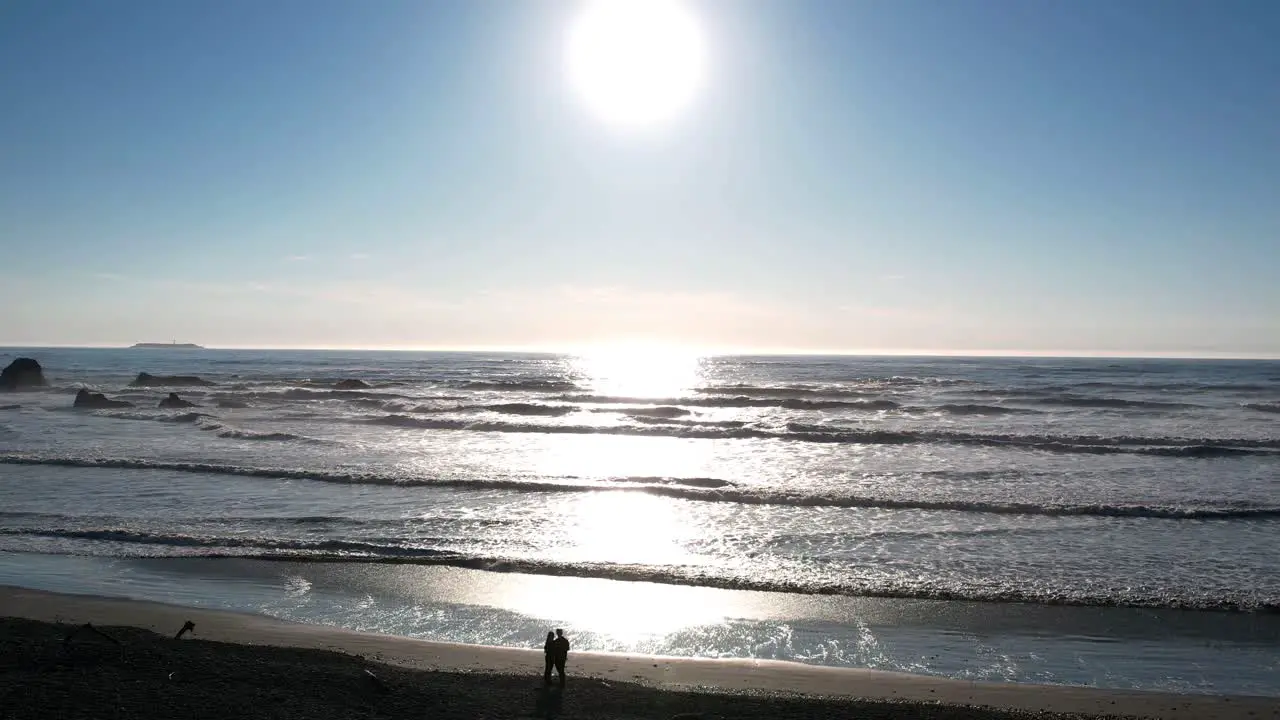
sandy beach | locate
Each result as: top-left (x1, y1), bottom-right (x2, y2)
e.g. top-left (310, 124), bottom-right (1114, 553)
top-left (2, 586), bottom-right (1276, 719)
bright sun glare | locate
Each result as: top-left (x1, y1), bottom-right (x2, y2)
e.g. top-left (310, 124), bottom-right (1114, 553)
top-left (565, 0), bottom-right (707, 128)
top-left (576, 344), bottom-right (702, 397)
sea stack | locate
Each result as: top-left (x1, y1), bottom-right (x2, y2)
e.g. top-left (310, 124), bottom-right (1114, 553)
top-left (131, 372), bottom-right (215, 388)
top-left (159, 392), bottom-right (197, 409)
top-left (73, 389), bottom-right (133, 409)
top-left (0, 358), bottom-right (48, 391)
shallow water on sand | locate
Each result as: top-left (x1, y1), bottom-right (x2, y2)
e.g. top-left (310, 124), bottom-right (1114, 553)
top-left (2, 553), bottom-right (1279, 696)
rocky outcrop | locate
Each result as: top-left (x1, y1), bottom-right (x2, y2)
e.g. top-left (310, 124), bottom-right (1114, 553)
top-left (0, 358), bottom-right (47, 391)
top-left (130, 372), bottom-right (214, 388)
top-left (334, 379), bottom-right (371, 390)
top-left (159, 392), bottom-right (197, 409)
top-left (74, 389), bottom-right (133, 409)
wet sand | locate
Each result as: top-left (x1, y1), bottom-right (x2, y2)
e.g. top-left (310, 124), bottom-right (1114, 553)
top-left (1, 586), bottom-right (1276, 719)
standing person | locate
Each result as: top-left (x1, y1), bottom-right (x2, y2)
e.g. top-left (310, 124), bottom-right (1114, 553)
top-left (552, 628), bottom-right (570, 687)
top-left (542, 631), bottom-right (556, 685)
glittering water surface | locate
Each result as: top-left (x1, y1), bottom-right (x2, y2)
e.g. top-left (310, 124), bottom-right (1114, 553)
top-left (1, 348), bottom-right (1278, 693)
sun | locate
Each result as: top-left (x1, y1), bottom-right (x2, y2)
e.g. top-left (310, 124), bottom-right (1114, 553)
top-left (565, 0), bottom-right (707, 128)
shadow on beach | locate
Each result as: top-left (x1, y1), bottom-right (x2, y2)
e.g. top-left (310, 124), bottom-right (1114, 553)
top-left (533, 685), bottom-right (563, 718)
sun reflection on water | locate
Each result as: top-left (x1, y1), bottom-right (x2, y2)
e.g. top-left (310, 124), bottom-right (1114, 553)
top-left (573, 345), bottom-right (704, 398)
top-left (562, 491), bottom-right (691, 566)
top-left (499, 346), bottom-right (728, 642)
top-left (510, 492), bottom-right (726, 643)
top-left (532, 435), bottom-right (714, 482)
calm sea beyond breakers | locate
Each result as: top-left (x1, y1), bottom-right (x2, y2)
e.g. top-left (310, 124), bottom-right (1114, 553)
top-left (1, 347), bottom-right (1278, 695)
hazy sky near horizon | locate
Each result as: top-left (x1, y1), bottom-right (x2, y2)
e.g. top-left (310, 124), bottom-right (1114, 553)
top-left (2, 0), bottom-right (1278, 355)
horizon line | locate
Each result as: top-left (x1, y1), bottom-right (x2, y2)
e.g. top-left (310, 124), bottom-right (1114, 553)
top-left (2, 343), bottom-right (1278, 361)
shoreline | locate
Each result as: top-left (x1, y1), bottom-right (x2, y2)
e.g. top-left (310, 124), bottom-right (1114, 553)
top-left (2, 586), bottom-right (1276, 719)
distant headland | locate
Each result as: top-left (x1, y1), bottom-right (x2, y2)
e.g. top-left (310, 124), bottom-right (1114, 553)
top-left (130, 342), bottom-right (204, 349)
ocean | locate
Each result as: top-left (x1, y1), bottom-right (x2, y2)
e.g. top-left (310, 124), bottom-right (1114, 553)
top-left (1, 348), bottom-right (1278, 695)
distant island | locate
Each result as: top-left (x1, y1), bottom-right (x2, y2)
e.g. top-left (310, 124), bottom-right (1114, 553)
top-left (130, 342), bottom-right (204, 349)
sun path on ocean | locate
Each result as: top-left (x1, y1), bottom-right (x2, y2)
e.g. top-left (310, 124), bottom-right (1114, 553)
top-left (564, 0), bottom-right (708, 128)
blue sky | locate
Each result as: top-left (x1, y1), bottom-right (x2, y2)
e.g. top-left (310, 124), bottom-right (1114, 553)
top-left (2, 0), bottom-right (1277, 355)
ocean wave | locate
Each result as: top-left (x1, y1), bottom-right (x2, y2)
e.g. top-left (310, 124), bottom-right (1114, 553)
top-left (202, 388), bottom-right (410, 405)
top-left (473, 402), bottom-right (575, 417)
top-left (611, 475), bottom-right (734, 489)
top-left (914, 404), bottom-right (1042, 416)
top-left (559, 394), bottom-right (900, 411)
top-left (96, 409), bottom-right (324, 443)
top-left (377, 398), bottom-right (467, 413)
top-left (1073, 381), bottom-right (1277, 393)
top-left (3, 526), bottom-right (1274, 612)
top-left (2, 455), bottom-right (1277, 519)
top-left (695, 385), bottom-right (872, 398)
top-left (376, 401), bottom-right (580, 417)
top-left (0, 456), bottom-right (734, 493)
top-left (959, 388), bottom-right (1053, 397)
top-left (693, 379), bottom-right (971, 398)
top-left (98, 410), bottom-right (216, 423)
top-left (1031, 396), bottom-right (1201, 410)
top-left (167, 411), bottom-right (216, 423)
top-left (275, 388), bottom-right (411, 402)
top-left (0, 528), bottom-right (447, 556)
top-left (596, 405), bottom-right (691, 418)
top-left (211, 428), bottom-right (325, 443)
top-left (0, 510), bottom-right (510, 529)
top-left (458, 380), bottom-right (579, 392)
top-left (358, 414), bottom-right (770, 439)
top-left (361, 414), bottom-right (1280, 457)
top-left (67, 403), bottom-right (1280, 456)
top-left (1245, 403), bottom-right (1280, 414)
top-left (293, 379), bottom-right (407, 390)
top-left (626, 416), bottom-right (748, 429)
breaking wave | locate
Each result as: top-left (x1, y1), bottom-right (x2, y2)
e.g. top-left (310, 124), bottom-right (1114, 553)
top-left (915, 404), bottom-right (1042, 416)
top-left (1031, 396), bottom-right (1201, 410)
top-left (457, 380), bottom-right (579, 392)
top-left (1, 525), bottom-right (1274, 612)
top-left (96, 410), bottom-right (324, 443)
top-left (596, 406), bottom-right (691, 419)
top-left (270, 388), bottom-right (411, 402)
top-left (559, 394), bottom-right (901, 411)
top-left (210, 428), bottom-right (324, 443)
top-left (625, 416), bottom-right (748, 429)
top-left (471, 402), bottom-right (575, 417)
top-left (361, 414), bottom-right (1279, 457)
top-left (2, 455), bottom-right (1277, 519)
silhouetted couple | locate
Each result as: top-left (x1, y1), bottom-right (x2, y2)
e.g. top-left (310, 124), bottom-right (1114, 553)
top-left (542, 628), bottom-right (570, 686)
